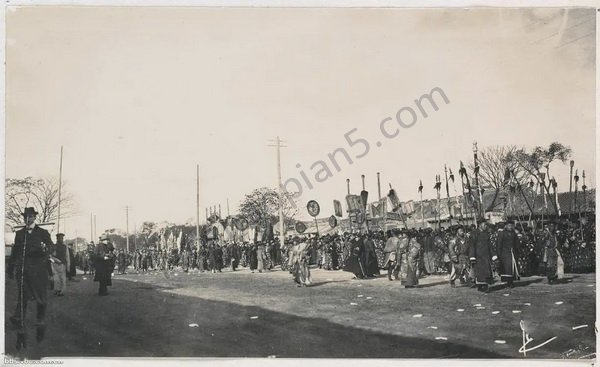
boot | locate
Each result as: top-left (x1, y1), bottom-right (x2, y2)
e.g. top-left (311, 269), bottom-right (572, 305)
top-left (36, 325), bottom-right (46, 343)
top-left (36, 303), bottom-right (47, 325)
top-left (450, 280), bottom-right (456, 288)
top-left (16, 331), bottom-right (26, 350)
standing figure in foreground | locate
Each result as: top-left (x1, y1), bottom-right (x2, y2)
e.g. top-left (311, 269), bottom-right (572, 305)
top-left (94, 235), bottom-right (115, 296)
top-left (544, 223), bottom-right (564, 284)
top-left (495, 222), bottom-right (520, 287)
top-left (50, 233), bottom-right (69, 296)
top-left (342, 234), bottom-right (366, 279)
top-left (289, 237), bottom-right (312, 287)
top-left (404, 230), bottom-right (421, 288)
top-left (363, 233), bottom-right (381, 278)
top-left (8, 207), bottom-right (55, 347)
top-left (469, 219), bottom-right (496, 292)
top-left (448, 226), bottom-right (471, 286)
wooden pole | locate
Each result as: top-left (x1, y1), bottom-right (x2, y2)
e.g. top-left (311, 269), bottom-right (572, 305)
top-left (377, 172), bottom-right (381, 201)
top-left (197, 164), bottom-right (200, 250)
top-left (126, 206), bottom-right (130, 252)
top-left (276, 137), bottom-right (285, 251)
top-left (90, 213), bottom-right (93, 242)
top-left (57, 146), bottom-right (63, 233)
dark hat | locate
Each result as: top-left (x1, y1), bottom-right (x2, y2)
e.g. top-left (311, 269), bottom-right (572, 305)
top-left (56, 233), bottom-right (65, 238)
top-left (22, 207), bottom-right (38, 217)
top-left (99, 234), bottom-right (109, 241)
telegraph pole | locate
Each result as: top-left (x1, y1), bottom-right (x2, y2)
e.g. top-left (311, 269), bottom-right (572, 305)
top-left (196, 164), bottom-right (200, 251)
top-left (90, 213), bottom-right (93, 242)
top-left (57, 146), bottom-right (63, 233)
top-left (125, 206), bottom-right (130, 252)
top-left (268, 137), bottom-right (287, 251)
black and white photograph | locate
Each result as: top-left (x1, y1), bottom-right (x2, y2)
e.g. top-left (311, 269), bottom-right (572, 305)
top-left (2, 2), bottom-right (597, 364)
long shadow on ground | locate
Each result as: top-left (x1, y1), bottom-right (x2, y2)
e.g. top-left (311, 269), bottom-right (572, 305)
top-left (5, 278), bottom-right (506, 359)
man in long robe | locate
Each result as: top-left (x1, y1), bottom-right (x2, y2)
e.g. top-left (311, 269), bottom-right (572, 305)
top-left (343, 235), bottom-right (366, 279)
top-left (544, 223), bottom-right (564, 284)
top-left (469, 219), bottom-right (495, 292)
top-left (289, 237), bottom-right (312, 286)
top-left (94, 235), bottom-right (115, 296)
top-left (495, 222), bottom-right (520, 287)
top-left (404, 231), bottom-right (421, 288)
top-left (448, 226), bottom-right (471, 286)
top-left (363, 234), bottom-right (380, 277)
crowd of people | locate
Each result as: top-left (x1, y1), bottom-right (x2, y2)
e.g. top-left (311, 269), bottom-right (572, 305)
top-left (66, 215), bottom-right (595, 291)
top-left (5, 205), bottom-right (595, 350)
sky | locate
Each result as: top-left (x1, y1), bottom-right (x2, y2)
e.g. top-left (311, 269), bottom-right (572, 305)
top-left (5, 7), bottom-right (596, 240)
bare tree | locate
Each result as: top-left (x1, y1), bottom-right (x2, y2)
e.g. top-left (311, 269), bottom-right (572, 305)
top-left (5, 176), bottom-right (74, 227)
top-left (469, 145), bottom-right (531, 211)
top-left (507, 142), bottom-right (572, 215)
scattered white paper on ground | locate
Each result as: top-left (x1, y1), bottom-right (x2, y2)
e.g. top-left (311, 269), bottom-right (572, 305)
top-left (555, 301), bottom-right (564, 305)
top-left (512, 310), bottom-right (521, 313)
top-left (457, 309), bottom-right (464, 312)
top-left (366, 297), bottom-right (372, 300)
top-left (82, 277), bottom-right (87, 280)
top-left (428, 326), bottom-right (438, 329)
top-left (503, 294), bottom-right (510, 296)
top-left (572, 325), bottom-right (588, 330)
top-left (188, 323), bottom-right (199, 327)
top-left (357, 295), bottom-right (364, 298)
top-left (473, 304), bottom-right (482, 307)
top-left (524, 303), bottom-right (531, 306)
top-left (350, 302), bottom-right (358, 306)
top-left (476, 306), bottom-right (486, 310)
top-left (413, 314), bottom-right (423, 318)
top-left (250, 316), bottom-right (259, 319)
top-left (494, 340), bottom-right (506, 344)
top-left (492, 311), bottom-right (500, 314)
top-left (435, 336), bottom-right (448, 340)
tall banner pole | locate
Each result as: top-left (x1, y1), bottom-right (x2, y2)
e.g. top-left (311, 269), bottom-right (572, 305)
top-left (57, 146), bottom-right (63, 234)
top-left (472, 142), bottom-right (483, 219)
top-left (444, 164), bottom-right (451, 223)
top-left (418, 180), bottom-right (424, 228)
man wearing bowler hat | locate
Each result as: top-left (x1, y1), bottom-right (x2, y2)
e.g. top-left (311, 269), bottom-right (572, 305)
top-left (94, 234), bottom-right (115, 295)
top-left (8, 207), bottom-right (55, 344)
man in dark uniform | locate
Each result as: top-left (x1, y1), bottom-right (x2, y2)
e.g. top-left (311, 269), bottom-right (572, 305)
top-left (469, 219), bottom-right (496, 292)
top-left (8, 207), bottom-right (55, 345)
top-left (495, 221), bottom-right (520, 287)
top-left (67, 242), bottom-right (77, 280)
top-left (362, 233), bottom-right (380, 278)
top-left (94, 234), bottom-right (115, 295)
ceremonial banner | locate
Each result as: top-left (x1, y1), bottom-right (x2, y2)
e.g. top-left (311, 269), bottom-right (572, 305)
top-left (328, 215), bottom-right (338, 228)
top-left (401, 200), bottom-right (415, 215)
top-left (346, 195), bottom-right (362, 212)
top-left (333, 200), bottom-right (343, 217)
top-left (387, 189), bottom-right (400, 210)
top-left (370, 200), bottom-right (387, 218)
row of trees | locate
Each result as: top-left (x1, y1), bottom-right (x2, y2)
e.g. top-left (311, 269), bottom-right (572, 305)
top-left (472, 142), bottom-right (573, 216)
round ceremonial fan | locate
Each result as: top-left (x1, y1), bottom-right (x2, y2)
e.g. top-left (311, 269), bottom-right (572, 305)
top-left (295, 222), bottom-right (307, 234)
top-left (306, 200), bottom-right (320, 217)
